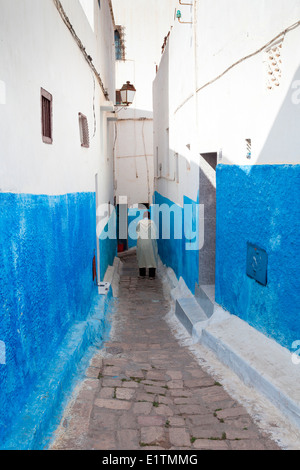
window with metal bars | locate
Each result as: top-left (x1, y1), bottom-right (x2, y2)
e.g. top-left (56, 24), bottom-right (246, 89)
top-left (41, 88), bottom-right (53, 144)
top-left (78, 112), bottom-right (90, 148)
top-left (115, 30), bottom-right (122, 60)
top-left (114, 27), bottom-right (125, 61)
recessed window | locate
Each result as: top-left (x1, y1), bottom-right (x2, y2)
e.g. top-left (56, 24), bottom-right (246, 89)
top-left (246, 138), bottom-right (252, 159)
top-left (78, 112), bottom-right (89, 148)
top-left (114, 26), bottom-right (125, 61)
top-left (115, 30), bottom-right (122, 60)
top-left (41, 88), bottom-right (53, 144)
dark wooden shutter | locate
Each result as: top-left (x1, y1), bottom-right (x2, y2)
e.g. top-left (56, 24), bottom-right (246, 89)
top-left (79, 113), bottom-right (90, 148)
top-left (41, 88), bottom-right (53, 144)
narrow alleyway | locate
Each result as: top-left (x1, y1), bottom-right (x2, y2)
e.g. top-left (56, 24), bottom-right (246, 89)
top-left (50, 251), bottom-right (281, 451)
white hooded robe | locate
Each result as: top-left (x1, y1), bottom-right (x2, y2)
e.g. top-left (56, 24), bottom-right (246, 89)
top-left (136, 218), bottom-right (158, 269)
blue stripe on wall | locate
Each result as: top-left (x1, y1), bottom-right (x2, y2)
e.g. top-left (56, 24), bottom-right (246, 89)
top-left (154, 191), bottom-right (199, 294)
top-left (0, 191), bottom-right (114, 445)
top-left (99, 225), bottom-right (118, 281)
top-left (215, 164), bottom-right (300, 351)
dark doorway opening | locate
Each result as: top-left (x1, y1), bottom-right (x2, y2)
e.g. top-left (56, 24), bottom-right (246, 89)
top-left (199, 152), bottom-right (217, 286)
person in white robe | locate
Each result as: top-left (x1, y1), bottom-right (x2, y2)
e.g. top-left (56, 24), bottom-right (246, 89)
top-left (136, 211), bottom-right (158, 279)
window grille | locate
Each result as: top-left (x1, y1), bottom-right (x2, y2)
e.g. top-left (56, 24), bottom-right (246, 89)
top-left (246, 139), bottom-right (252, 159)
top-left (78, 113), bottom-right (90, 148)
top-left (41, 88), bottom-right (53, 144)
top-left (114, 26), bottom-right (125, 61)
top-left (265, 38), bottom-right (283, 90)
top-left (115, 30), bottom-right (122, 60)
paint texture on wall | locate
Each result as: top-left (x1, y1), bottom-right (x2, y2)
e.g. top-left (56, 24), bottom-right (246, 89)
top-left (154, 192), bottom-right (199, 294)
top-left (0, 192), bottom-right (99, 445)
top-left (215, 164), bottom-right (300, 351)
top-left (99, 216), bottom-right (118, 282)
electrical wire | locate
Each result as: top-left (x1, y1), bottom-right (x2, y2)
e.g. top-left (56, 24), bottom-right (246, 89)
top-left (175, 19), bottom-right (300, 114)
top-left (196, 20), bottom-right (300, 94)
top-left (142, 119), bottom-right (151, 205)
top-left (113, 122), bottom-right (117, 191)
top-left (92, 73), bottom-right (96, 139)
top-left (52, 0), bottom-right (109, 101)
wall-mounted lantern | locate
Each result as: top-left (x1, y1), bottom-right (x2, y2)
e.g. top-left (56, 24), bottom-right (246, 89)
top-left (120, 81), bottom-right (136, 106)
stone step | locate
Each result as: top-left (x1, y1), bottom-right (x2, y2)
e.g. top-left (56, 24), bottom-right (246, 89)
top-left (194, 284), bottom-right (215, 318)
top-left (175, 297), bottom-right (208, 336)
top-left (199, 313), bottom-right (300, 432)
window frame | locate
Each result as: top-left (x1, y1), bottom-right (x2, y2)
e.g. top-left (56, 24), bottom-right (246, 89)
top-left (78, 112), bottom-right (90, 148)
top-left (41, 88), bottom-right (53, 144)
top-left (114, 26), bottom-right (125, 61)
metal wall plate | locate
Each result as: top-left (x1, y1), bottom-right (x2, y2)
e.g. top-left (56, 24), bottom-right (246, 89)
top-left (98, 282), bottom-right (110, 295)
top-left (246, 243), bottom-right (268, 286)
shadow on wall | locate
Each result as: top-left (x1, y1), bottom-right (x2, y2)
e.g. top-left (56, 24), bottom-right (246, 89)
top-left (153, 186), bottom-right (200, 295)
top-left (215, 66), bottom-right (300, 351)
top-left (258, 65), bottom-right (300, 164)
top-left (153, 37), bottom-right (215, 294)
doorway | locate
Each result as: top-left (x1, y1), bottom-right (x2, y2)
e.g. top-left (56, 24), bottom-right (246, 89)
top-left (199, 152), bottom-right (217, 286)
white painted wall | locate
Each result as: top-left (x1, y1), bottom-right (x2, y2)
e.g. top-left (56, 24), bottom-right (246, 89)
top-left (154, 0), bottom-right (300, 207)
top-left (0, 0), bottom-right (115, 207)
top-left (112, 0), bottom-right (177, 207)
top-left (195, 0), bottom-right (300, 166)
top-left (153, 3), bottom-right (200, 206)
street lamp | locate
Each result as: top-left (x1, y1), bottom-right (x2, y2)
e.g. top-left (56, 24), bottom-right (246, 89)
top-left (120, 81), bottom-right (136, 106)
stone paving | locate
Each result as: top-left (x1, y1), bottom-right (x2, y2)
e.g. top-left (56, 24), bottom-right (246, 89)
top-left (50, 251), bottom-right (281, 451)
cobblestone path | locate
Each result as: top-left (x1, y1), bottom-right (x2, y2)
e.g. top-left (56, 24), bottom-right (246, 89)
top-left (50, 251), bottom-right (281, 450)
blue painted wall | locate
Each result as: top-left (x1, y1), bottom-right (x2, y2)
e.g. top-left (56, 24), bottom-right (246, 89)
top-left (0, 191), bottom-right (113, 446)
top-left (215, 164), bottom-right (300, 351)
top-left (154, 192), bottom-right (199, 294)
top-left (99, 222), bottom-right (118, 281)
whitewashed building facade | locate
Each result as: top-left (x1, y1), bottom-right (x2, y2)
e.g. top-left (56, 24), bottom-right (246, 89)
top-left (153, 0), bottom-right (300, 353)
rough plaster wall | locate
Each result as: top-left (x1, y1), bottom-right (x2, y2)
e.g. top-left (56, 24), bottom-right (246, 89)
top-left (154, 191), bottom-right (199, 294)
top-left (0, 192), bottom-right (97, 442)
top-left (215, 164), bottom-right (300, 351)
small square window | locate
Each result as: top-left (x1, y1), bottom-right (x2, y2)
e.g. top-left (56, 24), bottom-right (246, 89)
top-left (78, 113), bottom-right (89, 148)
top-left (41, 88), bottom-right (53, 144)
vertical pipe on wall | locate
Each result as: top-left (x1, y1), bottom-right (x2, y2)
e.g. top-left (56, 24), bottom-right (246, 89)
top-left (95, 173), bottom-right (101, 287)
top-left (193, 0), bottom-right (199, 151)
top-left (193, 0), bottom-right (201, 287)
